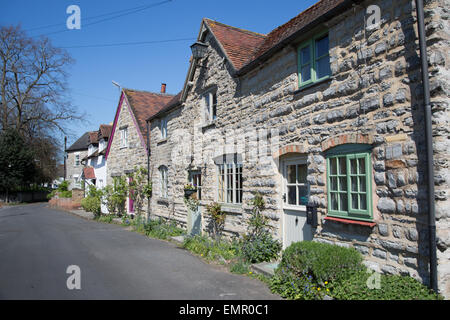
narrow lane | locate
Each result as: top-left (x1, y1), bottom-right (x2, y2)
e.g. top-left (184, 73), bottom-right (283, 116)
top-left (0, 203), bottom-right (279, 300)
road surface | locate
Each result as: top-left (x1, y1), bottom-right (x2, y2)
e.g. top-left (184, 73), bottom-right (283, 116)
top-left (0, 203), bottom-right (279, 300)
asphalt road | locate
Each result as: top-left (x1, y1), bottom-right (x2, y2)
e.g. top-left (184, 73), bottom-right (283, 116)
top-left (0, 203), bottom-right (279, 300)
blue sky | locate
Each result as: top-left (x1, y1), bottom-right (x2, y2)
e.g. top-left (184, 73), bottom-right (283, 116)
top-left (1, 0), bottom-right (318, 147)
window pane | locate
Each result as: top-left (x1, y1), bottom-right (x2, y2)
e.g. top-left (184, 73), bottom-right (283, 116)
top-left (301, 46), bottom-right (311, 64)
top-left (287, 165), bottom-right (296, 183)
top-left (331, 192), bottom-right (339, 211)
top-left (235, 164), bottom-right (242, 204)
top-left (360, 194), bottom-right (367, 210)
top-left (330, 177), bottom-right (338, 191)
top-left (339, 157), bottom-right (347, 175)
top-left (212, 93), bottom-right (217, 120)
top-left (340, 193), bottom-right (348, 212)
top-left (339, 177), bottom-right (347, 191)
top-left (358, 158), bottom-right (366, 175)
top-left (204, 93), bottom-right (210, 107)
top-left (330, 158), bottom-right (337, 175)
top-left (298, 186), bottom-right (308, 205)
top-left (218, 165), bottom-right (224, 202)
top-left (288, 186), bottom-right (296, 205)
top-left (297, 164), bottom-right (307, 183)
top-left (351, 193), bottom-right (358, 210)
top-left (301, 65), bottom-right (311, 82)
top-left (359, 176), bottom-right (366, 192)
top-left (315, 35), bottom-right (329, 58)
top-left (351, 176), bottom-right (358, 192)
top-left (350, 159), bottom-right (357, 174)
top-left (316, 56), bottom-right (331, 79)
top-left (227, 164), bottom-right (233, 203)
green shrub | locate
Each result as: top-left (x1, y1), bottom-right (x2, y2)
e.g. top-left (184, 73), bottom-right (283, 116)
top-left (94, 214), bottom-right (115, 224)
top-left (58, 180), bottom-right (70, 192)
top-left (182, 235), bottom-right (238, 263)
top-left (59, 190), bottom-right (72, 198)
top-left (279, 241), bottom-right (364, 283)
top-left (270, 241), bottom-right (364, 300)
top-left (240, 193), bottom-right (281, 264)
top-left (144, 218), bottom-right (184, 240)
top-left (81, 196), bottom-right (101, 216)
top-left (240, 230), bottom-right (281, 263)
top-left (332, 270), bottom-right (442, 300)
top-left (229, 258), bottom-right (251, 274)
top-left (47, 190), bottom-right (57, 200)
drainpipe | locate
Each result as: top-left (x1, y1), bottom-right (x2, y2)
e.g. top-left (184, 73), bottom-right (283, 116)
top-left (146, 120), bottom-right (151, 221)
top-left (415, 0), bottom-right (437, 292)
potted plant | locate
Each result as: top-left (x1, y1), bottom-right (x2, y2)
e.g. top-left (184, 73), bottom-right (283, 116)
top-left (184, 183), bottom-right (197, 198)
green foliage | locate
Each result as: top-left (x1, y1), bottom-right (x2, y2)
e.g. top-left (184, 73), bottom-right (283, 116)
top-left (279, 241), bottom-right (364, 284)
top-left (94, 214), bottom-right (115, 224)
top-left (332, 270), bottom-right (442, 300)
top-left (81, 186), bottom-right (102, 216)
top-left (144, 218), bottom-right (184, 240)
top-left (128, 167), bottom-right (150, 217)
top-left (229, 258), bottom-right (251, 274)
top-left (58, 190), bottom-right (72, 198)
top-left (240, 193), bottom-right (281, 263)
top-left (0, 128), bottom-right (36, 192)
top-left (102, 176), bottom-right (128, 216)
top-left (182, 235), bottom-right (238, 263)
top-left (205, 202), bottom-right (226, 240)
top-left (58, 180), bottom-right (70, 192)
top-left (81, 196), bottom-right (101, 216)
top-left (241, 230), bottom-right (282, 264)
top-left (270, 241), bottom-right (365, 300)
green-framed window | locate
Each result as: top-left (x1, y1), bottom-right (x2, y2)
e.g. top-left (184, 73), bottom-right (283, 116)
top-left (326, 144), bottom-right (373, 221)
top-left (298, 32), bottom-right (331, 87)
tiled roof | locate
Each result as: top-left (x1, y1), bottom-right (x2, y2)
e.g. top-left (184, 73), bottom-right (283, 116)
top-left (244, 0), bottom-right (345, 68)
top-left (98, 124), bottom-right (112, 140)
top-left (88, 131), bottom-right (98, 145)
top-left (147, 91), bottom-right (182, 121)
top-left (66, 132), bottom-right (90, 152)
top-left (204, 19), bottom-right (266, 71)
top-left (123, 89), bottom-right (174, 141)
top-left (83, 167), bottom-right (96, 180)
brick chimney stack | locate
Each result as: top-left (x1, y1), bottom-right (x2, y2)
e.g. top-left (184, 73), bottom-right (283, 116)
top-left (161, 83), bottom-right (166, 94)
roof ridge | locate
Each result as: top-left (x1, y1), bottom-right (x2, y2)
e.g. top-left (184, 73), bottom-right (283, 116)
top-left (122, 87), bottom-right (176, 97)
top-left (204, 18), bottom-right (266, 38)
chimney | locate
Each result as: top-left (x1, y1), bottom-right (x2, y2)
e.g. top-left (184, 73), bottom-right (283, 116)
top-left (160, 83), bottom-right (166, 94)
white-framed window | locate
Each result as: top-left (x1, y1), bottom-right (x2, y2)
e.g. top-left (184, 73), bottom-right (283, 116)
top-left (74, 153), bottom-right (80, 166)
top-left (159, 166), bottom-right (168, 198)
top-left (120, 127), bottom-right (128, 148)
top-left (189, 170), bottom-right (202, 200)
top-left (217, 159), bottom-right (242, 204)
top-left (160, 117), bottom-right (167, 139)
top-left (99, 139), bottom-right (106, 151)
top-left (203, 91), bottom-right (217, 123)
top-left (283, 158), bottom-right (309, 208)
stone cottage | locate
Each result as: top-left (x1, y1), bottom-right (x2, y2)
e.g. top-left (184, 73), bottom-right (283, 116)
top-left (65, 131), bottom-right (90, 190)
top-left (147, 0), bottom-right (449, 297)
top-left (105, 85), bottom-right (174, 216)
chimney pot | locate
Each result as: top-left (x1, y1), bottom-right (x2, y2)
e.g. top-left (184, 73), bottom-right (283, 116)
top-left (161, 83), bottom-right (166, 94)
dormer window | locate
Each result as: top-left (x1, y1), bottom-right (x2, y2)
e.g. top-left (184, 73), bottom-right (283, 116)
top-left (203, 91), bottom-right (217, 123)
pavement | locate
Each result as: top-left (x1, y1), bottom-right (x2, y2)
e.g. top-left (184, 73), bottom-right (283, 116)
top-left (0, 203), bottom-right (280, 300)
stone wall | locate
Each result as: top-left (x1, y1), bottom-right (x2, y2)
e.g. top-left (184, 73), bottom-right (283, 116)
top-left (107, 96), bottom-right (148, 216)
top-left (66, 150), bottom-right (87, 190)
top-left (149, 0), bottom-right (449, 297)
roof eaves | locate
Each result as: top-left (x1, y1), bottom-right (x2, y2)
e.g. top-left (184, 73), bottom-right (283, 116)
top-left (236, 0), bottom-right (356, 76)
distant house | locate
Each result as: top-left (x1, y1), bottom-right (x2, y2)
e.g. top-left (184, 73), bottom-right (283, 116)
top-left (50, 164), bottom-right (65, 189)
top-left (65, 132), bottom-right (90, 190)
top-left (105, 85), bottom-right (174, 217)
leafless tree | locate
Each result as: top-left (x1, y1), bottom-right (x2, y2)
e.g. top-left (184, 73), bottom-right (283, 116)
top-left (0, 25), bottom-right (86, 184)
top-left (0, 25), bottom-right (84, 136)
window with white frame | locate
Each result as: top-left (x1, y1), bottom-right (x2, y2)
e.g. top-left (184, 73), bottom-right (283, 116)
top-left (74, 153), bottom-right (80, 166)
top-left (120, 127), bottom-right (128, 148)
top-left (203, 91), bottom-right (217, 123)
top-left (217, 156), bottom-right (242, 204)
top-left (159, 166), bottom-right (168, 198)
top-left (283, 158), bottom-right (309, 207)
top-left (160, 117), bottom-right (167, 139)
